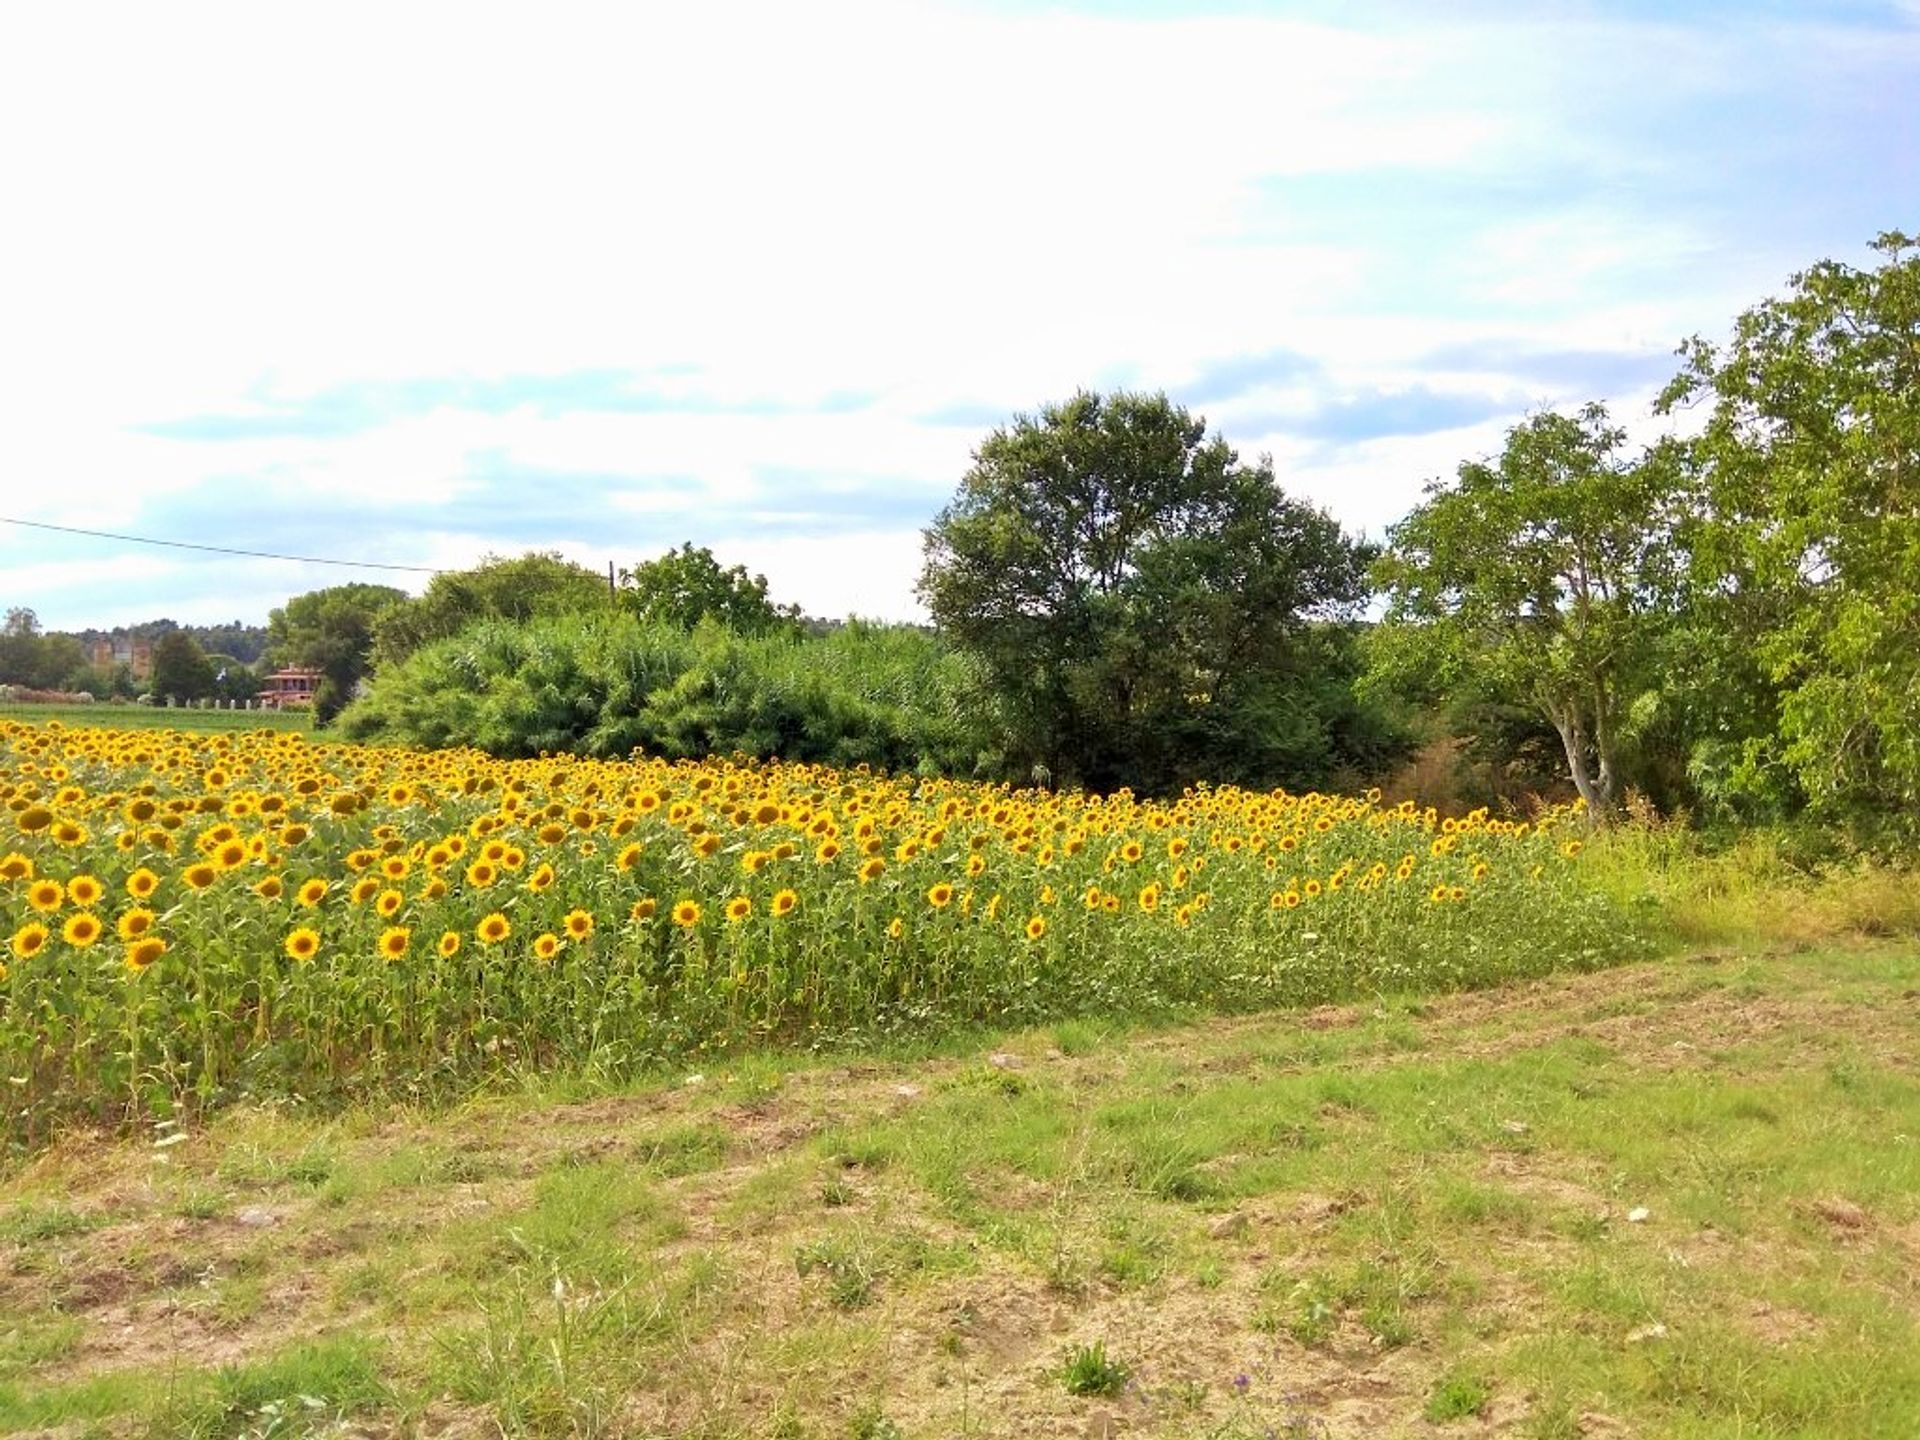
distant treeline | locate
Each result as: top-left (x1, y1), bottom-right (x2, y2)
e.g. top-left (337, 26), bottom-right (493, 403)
top-left (0, 611), bottom-right (268, 701)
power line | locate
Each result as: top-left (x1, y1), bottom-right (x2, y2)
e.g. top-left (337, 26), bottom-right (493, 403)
top-left (0, 516), bottom-right (445, 575)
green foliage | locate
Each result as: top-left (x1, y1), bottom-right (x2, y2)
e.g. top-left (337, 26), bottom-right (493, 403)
top-left (1060, 1340), bottom-right (1131, 1397)
top-left (267, 583), bottom-right (409, 723)
top-left (1425, 1369), bottom-right (1492, 1422)
top-left (919, 390), bottom-right (1375, 794)
top-left (1660, 230), bottom-right (1920, 844)
top-left (1371, 405), bottom-right (1679, 818)
top-left (340, 611), bottom-right (999, 775)
top-left (149, 629), bottom-right (217, 704)
top-left (0, 611), bottom-right (94, 692)
top-left (621, 542), bottom-right (801, 635)
top-left (204, 654), bottom-right (260, 705)
top-left (372, 552), bottom-right (610, 667)
top-left (0, 608), bottom-right (43, 686)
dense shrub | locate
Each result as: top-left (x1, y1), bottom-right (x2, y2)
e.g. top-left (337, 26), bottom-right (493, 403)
top-left (338, 613), bottom-right (1003, 777)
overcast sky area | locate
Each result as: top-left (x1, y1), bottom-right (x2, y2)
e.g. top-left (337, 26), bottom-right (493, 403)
top-left (1, 0), bottom-right (1915, 630)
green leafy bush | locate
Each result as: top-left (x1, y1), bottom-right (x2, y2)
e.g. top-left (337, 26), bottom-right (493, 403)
top-left (339, 613), bottom-right (1001, 777)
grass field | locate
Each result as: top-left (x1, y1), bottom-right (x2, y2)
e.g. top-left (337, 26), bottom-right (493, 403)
top-left (0, 705), bottom-right (310, 734)
top-left (2, 942), bottom-right (1915, 1438)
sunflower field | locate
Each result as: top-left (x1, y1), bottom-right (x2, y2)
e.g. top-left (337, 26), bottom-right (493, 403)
top-left (0, 719), bottom-right (1640, 1138)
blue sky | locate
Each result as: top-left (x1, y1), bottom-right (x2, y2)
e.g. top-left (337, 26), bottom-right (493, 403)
top-left (1, 0), bottom-right (1914, 629)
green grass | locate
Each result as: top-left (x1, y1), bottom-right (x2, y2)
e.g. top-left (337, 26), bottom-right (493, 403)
top-left (1060, 1340), bottom-right (1131, 1397)
top-left (0, 703), bottom-right (311, 733)
top-left (1, 944), bottom-right (1916, 1437)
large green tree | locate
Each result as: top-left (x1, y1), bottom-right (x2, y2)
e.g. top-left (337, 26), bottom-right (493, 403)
top-left (149, 630), bottom-right (216, 704)
top-left (372, 553), bottom-right (609, 667)
top-left (1659, 230), bottom-right (1920, 838)
top-left (918, 390), bottom-right (1372, 793)
top-left (268, 583), bottom-right (409, 723)
top-left (0, 608), bottom-right (42, 686)
top-left (621, 543), bottom-right (800, 636)
top-left (1370, 405), bottom-right (1681, 818)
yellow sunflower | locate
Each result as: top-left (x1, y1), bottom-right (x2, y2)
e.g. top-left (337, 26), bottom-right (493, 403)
top-left (62, 913), bottom-right (103, 948)
top-left (124, 936), bottom-right (167, 972)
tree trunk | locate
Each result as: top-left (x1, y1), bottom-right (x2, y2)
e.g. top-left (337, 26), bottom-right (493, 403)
top-left (1589, 678), bottom-right (1622, 817)
top-left (1547, 702), bottom-right (1605, 819)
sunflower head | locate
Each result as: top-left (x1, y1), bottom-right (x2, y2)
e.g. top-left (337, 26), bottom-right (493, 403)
top-left (124, 936), bottom-right (167, 972)
top-left (62, 913), bottom-right (103, 948)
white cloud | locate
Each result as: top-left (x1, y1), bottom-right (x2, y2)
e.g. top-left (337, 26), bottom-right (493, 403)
top-left (0, 0), bottom-right (1912, 628)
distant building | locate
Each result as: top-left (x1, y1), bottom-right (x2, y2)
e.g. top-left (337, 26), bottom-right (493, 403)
top-left (258, 666), bottom-right (323, 710)
top-left (89, 636), bottom-right (153, 681)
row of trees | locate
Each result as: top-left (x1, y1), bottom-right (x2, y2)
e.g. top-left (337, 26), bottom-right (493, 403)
top-left (0, 610), bottom-right (266, 704)
top-left (1373, 230), bottom-right (1918, 844)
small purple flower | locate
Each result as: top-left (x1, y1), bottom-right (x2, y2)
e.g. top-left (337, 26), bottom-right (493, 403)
top-left (1233, 1373), bottom-right (1251, 1394)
